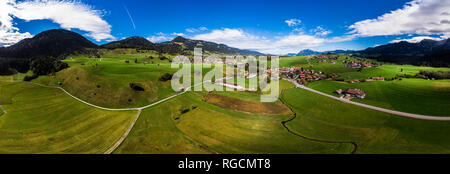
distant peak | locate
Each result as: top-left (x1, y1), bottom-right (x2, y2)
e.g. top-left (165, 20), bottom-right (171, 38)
top-left (126, 36), bottom-right (147, 40)
top-left (172, 36), bottom-right (189, 42)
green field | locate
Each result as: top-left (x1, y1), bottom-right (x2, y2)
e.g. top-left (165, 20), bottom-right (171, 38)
top-left (281, 87), bottom-right (450, 153)
top-left (0, 82), bottom-right (137, 154)
top-left (116, 92), bottom-right (353, 154)
top-left (306, 79), bottom-right (450, 116)
top-left (33, 49), bottom-right (179, 108)
top-left (1, 50), bottom-right (449, 154)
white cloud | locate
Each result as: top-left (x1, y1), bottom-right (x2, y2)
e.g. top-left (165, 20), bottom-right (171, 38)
top-left (285, 18), bottom-right (301, 27)
top-left (0, 0), bottom-right (32, 46)
top-left (390, 36), bottom-right (445, 43)
top-left (171, 32), bottom-right (184, 36)
top-left (0, 0), bottom-right (114, 46)
top-left (186, 28), bottom-right (196, 33)
top-left (349, 0), bottom-right (450, 37)
top-left (147, 32), bottom-right (171, 43)
top-left (311, 26), bottom-right (332, 36)
top-left (186, 27), bottom-right (208, 33)
top-left (147, 35), bottom-right (170, 42)
top-left (191, 28), bottom-right (327, 54)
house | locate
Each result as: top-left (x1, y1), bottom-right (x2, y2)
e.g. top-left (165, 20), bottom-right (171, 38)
top-left (343, 88), bottom-right (366, 99)
top-left (351, 79), bottom-right (360, 83)
top-left (362, 62), bottom-right (372, 68)
top-left (371, 77), bottom-right (385, 81)
top-left (330, 73), bottom-right (339, 79)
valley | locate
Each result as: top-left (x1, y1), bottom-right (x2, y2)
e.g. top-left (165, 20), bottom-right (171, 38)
top-left (0, 29), bottom-right (449, 154)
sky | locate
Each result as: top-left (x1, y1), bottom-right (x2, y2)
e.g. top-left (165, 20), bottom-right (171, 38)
top-left (1, 0), bottom-right (450, 54)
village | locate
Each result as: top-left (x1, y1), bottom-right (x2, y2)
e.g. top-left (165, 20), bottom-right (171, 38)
top-left (280, 66), bottom-right (326, 85)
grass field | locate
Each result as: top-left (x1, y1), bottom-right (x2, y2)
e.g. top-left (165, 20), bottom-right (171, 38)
top-left (1, 49), bottom-right (449, 154)
top-left (281, 88), bottom-right (450, 153)
top-left (306, 79), bottom-right (450, 116)
top-left (116, 92), bottom-right (354, 154)
top-left (0, 82), bottom-right (137, 154)
top-left (33, 51), bottom-right (179, 108)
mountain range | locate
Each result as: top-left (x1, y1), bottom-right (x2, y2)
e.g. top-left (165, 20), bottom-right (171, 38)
top-left (289, 49), bottom-right (355, 56)
top-left (354, 39), bottom-right (450, 67)
top-left (102, 35), bottom-right (261, 55)
top-left (1, 29), bottom-right (449, 75)
top-left (0, 29), bottom-right (262, 75)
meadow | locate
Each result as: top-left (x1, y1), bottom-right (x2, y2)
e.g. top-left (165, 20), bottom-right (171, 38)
top-left (281, 87), bottom-right (450, 153)
top-left (0, 49), bottom-right (449, 154)
top-left (116, 92), bottom-right (354, 154)
top-left (306, 79), bottom-right (450, 116)
top-left (0, 82), bottom-right (136, 153)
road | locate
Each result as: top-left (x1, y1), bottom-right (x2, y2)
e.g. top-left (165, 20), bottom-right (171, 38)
top-left (283, 78), bottom-right (450, 121)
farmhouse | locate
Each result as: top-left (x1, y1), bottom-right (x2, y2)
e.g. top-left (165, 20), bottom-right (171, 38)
top-left (336, 88), bottom-right (366, 99)
top-left (351, 79), bottom-right (360, 83)
top-left (371, 77), bottom-right (385, 81)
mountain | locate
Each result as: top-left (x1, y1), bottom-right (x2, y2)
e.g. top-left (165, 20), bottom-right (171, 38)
top-left (99, 36), bottom-right (262, 55)
top-left (327, 50), bottom-right (355, 54)
top-left (296, 49), bottom-right (322, 56)
top-left (101, 36), bottom-right (155, 50)
top-left (354, 39), bottom-right (450, 67)
top-left (156, 36), bottom-right (262, 55)
top-left (293, 49), bottom-right (354, 56)
top-left (0, 29), bottom-right (264, 75)
top-left (0, 29), bottom-right (97, 58)
top-left (0, 29), bottom-right (97, 75)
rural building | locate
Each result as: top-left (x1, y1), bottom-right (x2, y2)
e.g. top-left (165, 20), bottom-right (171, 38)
top-left (336, 88), bottom-right (366, 99)
top-left (371, 77), bottom-right (385, 81)
top-left (351, 79), bottom-right (360, 83)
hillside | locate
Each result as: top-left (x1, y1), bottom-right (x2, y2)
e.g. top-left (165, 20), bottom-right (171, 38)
top-left (0, 29), bottom-right (98, 75)
top-left (0, 29), bottom-right (97, 58)
top-left (101, 36), bottom-right (262, 55)
top-left (156, 36), bottom-right (262, 55)
top-left (101, 36), bottom-right (156, 50)
top-left (355, 39), bottom-right (450, 67)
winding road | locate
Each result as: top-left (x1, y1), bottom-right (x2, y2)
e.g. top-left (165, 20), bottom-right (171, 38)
top-left (283, 78), bottom-right (450, 121)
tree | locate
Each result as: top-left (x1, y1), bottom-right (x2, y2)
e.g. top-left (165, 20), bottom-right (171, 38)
top-left (159, 73), bottom-right (173, 81)
top-left (30, 56), bottom-right (69, 75)
top-left (129, 83), bottom-right (145, 91)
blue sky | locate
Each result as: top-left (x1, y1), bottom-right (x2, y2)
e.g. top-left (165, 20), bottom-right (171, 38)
top-left (1, 0), bottom-right (449, 54)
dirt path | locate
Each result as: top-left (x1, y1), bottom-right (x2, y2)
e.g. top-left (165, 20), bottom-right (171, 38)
top-left (283, 78), bottom-right (450, 121)
top-left (104, 109), bottom-right (142, 154)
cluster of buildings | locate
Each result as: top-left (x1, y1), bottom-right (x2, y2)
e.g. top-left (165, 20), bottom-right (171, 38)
top-left (187, 57), bottom-right (225, 64)
top-left (335, 88), bottom-right (366, 99)
top-left (366, 77), bottom-right (385, 82)
top-left (343, 60), bottom-right (373, 69)
top-left (350, 77), bottom-right (385, 83)
top-left (280, 67), bottom-right (325, 84)
top-left (315, 55), bottom-right (338, 60)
